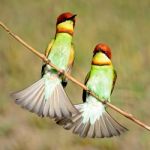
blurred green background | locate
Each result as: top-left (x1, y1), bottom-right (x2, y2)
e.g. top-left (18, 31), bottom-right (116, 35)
top-left (0, 0), bottom-right (150, 150)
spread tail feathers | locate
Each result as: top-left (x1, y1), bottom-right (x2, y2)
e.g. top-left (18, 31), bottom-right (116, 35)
top-left (11, 74), bottom-right (77, 118)
top-left (56, 96), bottom-right (127, 138)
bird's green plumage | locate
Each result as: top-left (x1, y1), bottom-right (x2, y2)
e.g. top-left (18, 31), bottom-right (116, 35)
top-left (48, 33), bottom-right (72, 71)
top-left (43, 32), bottom-right (73, 99)
top-left (12, 13), bottom-right (78, 119)
top-left (55, 44), bottom-right (127, 137)
top-left (86, 64), bottom-right (115, 102)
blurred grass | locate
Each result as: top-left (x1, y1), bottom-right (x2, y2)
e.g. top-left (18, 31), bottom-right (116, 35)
top-left (0, 0), bottom-right (150, 150)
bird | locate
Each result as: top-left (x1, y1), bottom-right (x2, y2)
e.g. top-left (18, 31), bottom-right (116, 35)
top-left (11, 12), bottom-right (78, 119)
top-left (56, 43), bottom-right (128, 138)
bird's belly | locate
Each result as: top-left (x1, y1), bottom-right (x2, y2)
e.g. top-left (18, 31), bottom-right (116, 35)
top-left (87, 74), bottom-right (112, 101)
top-left (48, 44), bottom-right (71, 70)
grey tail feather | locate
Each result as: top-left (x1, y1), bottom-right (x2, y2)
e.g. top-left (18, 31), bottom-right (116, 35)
top-left (11, 78), bottom-right (78, 119)
top-left (56, 106), bottom-right (128, 138)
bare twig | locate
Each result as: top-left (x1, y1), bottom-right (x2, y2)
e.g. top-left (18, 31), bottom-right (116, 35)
top-left (0, 21), bottom-right (150, 131)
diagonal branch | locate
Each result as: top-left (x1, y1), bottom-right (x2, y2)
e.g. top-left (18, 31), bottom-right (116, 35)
top-left (0, 21), bottom-right (150, 131)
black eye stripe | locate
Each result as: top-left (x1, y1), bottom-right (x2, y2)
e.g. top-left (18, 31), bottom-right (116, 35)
top-left (93, 48), bottom-right (102, 54)
top-left (93, 49), bottom-right (108, 57)
top-left (57, 15), bottom-right (76, 25)
top-left (103, 51), bottom-right (107, 55)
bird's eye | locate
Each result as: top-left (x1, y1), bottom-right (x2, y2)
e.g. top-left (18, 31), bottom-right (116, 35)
top-left (103, 51), bottom-right (107, 55)
top-left (101, 50), bottom-right (107, 55)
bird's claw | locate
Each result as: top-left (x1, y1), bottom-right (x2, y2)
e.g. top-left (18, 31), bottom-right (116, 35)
top-left (103, 100), bottom-right (108, 105)
top-left (86, 89), bottom-right (91, 94)
top-left (44, 58), bottom-right (51, 65)
top-left (58, 69), bottom-right (65, 76)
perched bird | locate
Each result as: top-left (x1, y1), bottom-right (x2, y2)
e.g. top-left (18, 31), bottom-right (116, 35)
top-left (57, 43), bottom-right (127, 138)
top-left (11, 12), bottom-right (78, 119)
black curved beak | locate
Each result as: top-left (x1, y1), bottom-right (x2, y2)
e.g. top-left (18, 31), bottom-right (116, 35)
top-left (68, 14), bottom-right (77, 20)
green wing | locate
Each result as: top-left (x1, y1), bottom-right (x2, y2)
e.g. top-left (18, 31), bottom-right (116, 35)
top-left (41, 39), bottom-right (55, 77)
top-left (45, 39), bottom-right (55, 57)
top-left (82, 71), bottom-right (90, 102)
top-left (111, 69), bottom-right (117, 94)
top-left (62, 44), bottom-right (75, 87)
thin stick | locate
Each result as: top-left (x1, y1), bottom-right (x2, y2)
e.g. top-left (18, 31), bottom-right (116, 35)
top-left (0, 21), bottom-right (150, 131)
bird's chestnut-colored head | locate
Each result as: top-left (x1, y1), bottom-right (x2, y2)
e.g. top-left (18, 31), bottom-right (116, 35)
top-left (93, 43), bottom-right (112, 59)
top-left (56, 12), bottom-right (76, 27)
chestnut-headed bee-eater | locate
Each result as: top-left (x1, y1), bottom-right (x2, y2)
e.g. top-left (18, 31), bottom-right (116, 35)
top-left (11, 12), bottom-right (78, 119)
top-left (57, 43), bottom-right (127, 138)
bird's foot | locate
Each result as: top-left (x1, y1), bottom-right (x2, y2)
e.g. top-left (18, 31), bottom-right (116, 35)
top-left (103, 100), bottom-right (109, 105)
top-left (58, 69), bottom-right (65, 77)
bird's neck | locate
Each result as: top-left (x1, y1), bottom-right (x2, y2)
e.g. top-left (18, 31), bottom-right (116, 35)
top-left (56, 28), bottom-right (74, 36)
top-left (55, 32), bottom-right (73, 41)
top-left (92, 52), bottom-right (112, 66)
top-left (56, 21), bottom-right (74, 36)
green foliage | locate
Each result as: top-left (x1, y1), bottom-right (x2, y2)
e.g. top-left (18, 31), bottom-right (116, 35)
top-left (0, 0), bottom-right (150, 150)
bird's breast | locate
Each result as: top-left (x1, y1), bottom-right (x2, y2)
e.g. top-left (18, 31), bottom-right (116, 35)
top-left (48, 34), bottom-right (72, 70)
top-left (87, 66), bottom-right (114, 101)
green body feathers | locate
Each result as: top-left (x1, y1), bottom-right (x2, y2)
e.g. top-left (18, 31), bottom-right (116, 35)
top-left (87, 65), bottom-right (115, 102)
top-left (48, 33), bottom-right (72, 71)
top-left (43, 32), bottom-right (73, 103)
